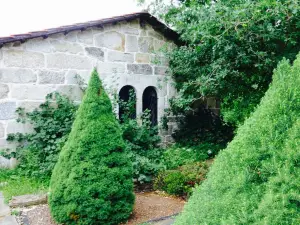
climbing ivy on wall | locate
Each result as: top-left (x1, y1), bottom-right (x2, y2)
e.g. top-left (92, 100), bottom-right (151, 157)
top-left (4, 92), bottom-right (78, 178)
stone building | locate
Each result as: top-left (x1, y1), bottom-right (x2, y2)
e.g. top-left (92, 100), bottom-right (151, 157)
top-left (0, 12), bottom-right (180, 158)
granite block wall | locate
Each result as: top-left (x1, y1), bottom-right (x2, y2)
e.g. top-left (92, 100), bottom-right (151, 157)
top-left (0, 19), bottom-right (177, 156)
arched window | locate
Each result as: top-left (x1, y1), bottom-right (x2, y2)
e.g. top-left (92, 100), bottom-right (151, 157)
top-left (119, 85), bottom-right (136, 122)
top-left (142, 86), bottom-right (158, 126)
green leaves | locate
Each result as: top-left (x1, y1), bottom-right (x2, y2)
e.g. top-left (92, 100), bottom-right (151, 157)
top-left (121, 107), bottom-right (163, 184)
top-left (175, 54), bottom-right (300, 224)
top-left (49, 69), bottom-right (134, 225)
top-left (5, 92), bottom-right (78, 178)
top-left (164, 0), bottom-right (300, 125)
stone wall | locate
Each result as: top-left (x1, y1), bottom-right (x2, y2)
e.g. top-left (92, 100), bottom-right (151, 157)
top-left (0, 19), bottom-right (177, 151)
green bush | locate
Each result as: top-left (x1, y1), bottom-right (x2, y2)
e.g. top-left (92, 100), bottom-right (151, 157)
top-left (122, 114), bottom-right (164, 183)
top-left (4, 92), bottom-right (77, 178)
top-left (154, 161), bottom-right (211, 197)
top-left (175, 55), bottom-right (300, 224)
top-left (119, 91), bottom-right (164, 184)
top-left (163, 144), bottom-right (217, 169)
top-left (156, 171), bottom-right (187, 196)
top-left (162, 0), bottom-right (299, 126)
top-left (49, 69), bottom-right (134, 225)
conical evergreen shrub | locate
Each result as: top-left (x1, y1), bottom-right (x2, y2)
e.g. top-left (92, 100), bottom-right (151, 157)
top-left (49, 69), bottom-right (135, 225)
top-left (175, 54), bottom-right (300, 225)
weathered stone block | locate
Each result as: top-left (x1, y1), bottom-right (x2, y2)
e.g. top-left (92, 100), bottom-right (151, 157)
top-left (156, 84), bottom-right (167, 97)
top-left (151, 55), bottom-right (169, 66)
top-left (138, 37), bottom-right (154, 53)
top-left (65, 70), bottom-right (91, 85)
top-left (135, 53), bottom-right (150, 63)
top-left (97, 62), bottom-right (125, 74)
top-left (95, 31), bottom-right (125, 51)
top-left (77, 29), bottom-right (94, 45)
top-left (9, 194), bottom-right (47, 207)
top-left (153, 40), bottom-right (166, 52)
top-left (92, 27), bottom-right (104, 34)
top-left (0, 155), bottom-right (11, 168)
top-left (125, 35), bottom-right (138, 52)
top-left (0, 102), bottom-right (16, 120)
top-left (147, 30), bottom-right (164, 40)
top-left (85, 47), bottom-right (104, 61)
top-left (65, 70), bottom-right (89, 84)
top-left (140, 28), bottom-right (147, 36)
top-left (3, 50), bottom-right (45, 68)
top-left (0, 139), bottom-right (17, 151)
top-left (154, 66), bottom-right (168, 75)
top-left (0, 68), bottom-right (37, 83)
top-left (103, 23), bottom-right (120, 32)
top-left (50, 31), bottom-right (77, 42)
top-left (17, 101), bottom-right (42, 112)
top-left (108, 51), bottom-right (134, 63)
top-left (129, 19), bottom-right (140, 29)
top-left (46, 53), bottom-right (92, 69)
top-left (168, 83), bottom-right (176, 96)
top-left (50, 40), bottom-right (83, 54)
top-left (0, 123), bottom-right (4, 138)
top-left (167, 41), bottom-right (177, 51)
top-left (56, 85), bottom-right (83, 101)
top-left (25, 38), bottom-right (52, 53)
top-left (127, 64), bottom-right (153, 75)
top-left (0, 84), bottom-right (9, 99)
top-left (11, 85), bottom-right (56, 100)
top-left (6, 121), bottom-right (33, 134)
top-left (38, 70), bottom-right (65, 84)
top-left (121, 26), bottom-right (139, 35)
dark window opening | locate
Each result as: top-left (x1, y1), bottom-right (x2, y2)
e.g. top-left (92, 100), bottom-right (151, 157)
top-left (119, 85), bottom-right (136, 122)
top-left (142, 86), bottom-right (158, 126)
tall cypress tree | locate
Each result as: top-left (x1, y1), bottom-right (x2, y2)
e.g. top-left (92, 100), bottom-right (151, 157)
top-left (49, 69), bottom-right (135, 225)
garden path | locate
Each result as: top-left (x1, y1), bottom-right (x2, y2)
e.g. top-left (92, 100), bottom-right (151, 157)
top-left (0, 192), bottom-right (18, 225)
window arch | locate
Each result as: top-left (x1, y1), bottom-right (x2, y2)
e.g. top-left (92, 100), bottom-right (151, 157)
top-left (119, 85), bottom-right (136, 122)
top-left (142, 86), bottom-right (158, 126)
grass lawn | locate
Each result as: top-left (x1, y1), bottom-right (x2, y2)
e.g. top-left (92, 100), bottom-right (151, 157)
top-left (0, 169), bottom-right (48, 203)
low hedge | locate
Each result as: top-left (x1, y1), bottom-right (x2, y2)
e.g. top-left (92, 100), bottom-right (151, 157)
top-left (154, 161), bottom-right (212, 197)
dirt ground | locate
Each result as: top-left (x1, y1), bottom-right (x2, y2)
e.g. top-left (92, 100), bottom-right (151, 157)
top-left (124, 192), bottom-right (185, 224)
top-left (18, 192), bottom-right (185, 225)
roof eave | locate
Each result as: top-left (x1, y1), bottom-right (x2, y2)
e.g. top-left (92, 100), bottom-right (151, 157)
top-left (0, 12), bottom-right (180, 47)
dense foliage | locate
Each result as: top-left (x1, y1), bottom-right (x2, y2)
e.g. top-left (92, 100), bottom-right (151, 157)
top-left (163, 144), bottom-right (212, 169)
top-left (175, 55), bottom-right (300, 224)
top-left (5, 81), bottom-right (163, 186)
top-left (154, 160), bottom-right (211, 197)
top-left (121, 112), bottom-right (164, 183)
top-left (151, 0), bottom-right (300, 126)
top-left (4, 93), bottom-right (77, 178)
top-left (172, 103), bottom-right (234, 149)
top-left (49, 70), bottom-right (134, 225)
top-left (119, 89), bottom-right (164, 183)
